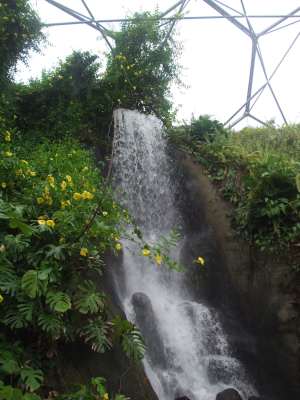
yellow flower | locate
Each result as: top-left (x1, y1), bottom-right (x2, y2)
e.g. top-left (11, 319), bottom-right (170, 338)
top-left (102, 211), bottom-right (108, 216)
top-left (1, 182), bottom-right (7, 189)
top-left (20, 159), bottom-right (28, 165)
top-left (4, 131), bottom-right (11, 142)
top-left (0, 244), bottom-right (5, 253)
top-left (195, 256), bottom-right (205, 266)
top-left (61, 200), bottom-right (71, 209)
top-left (82, 191), bottom-right (94, 200)
top-left (37, 197), bottom-right (44, 204)
top-left (61, 180), bottom-right (67, 191)
top-left (38, 219), bottom-right (46, 225)
top-left (4, 151), bottom-right (13, 157)
top-left (80, 247), bottom-right (88, 257)
top-left (142, 248), bottom-right (150, 257)
top-left (29, 170), bottom-right (36, 177)
top-left (0, 293), bottom-right (4, 304)
top-left (103, 393), bottom-right (109, 400)
top-left (155, 254), bottom-right (162, 265)
top-left (46, 219), bottom-right (55, 228)
top-left (47, 175), bottom-right (55, 188)
top-left (115, 243), bottom-right (122, 251)
top-left (66, 175), bottom-right (72, 183)
top-left (73, 192), bottom-right (82, 200)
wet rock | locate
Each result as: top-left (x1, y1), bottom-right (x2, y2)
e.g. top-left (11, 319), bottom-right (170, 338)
top-left (131, 292), bottom-right (167, 369)
top-left (216, 388), bottom-right (242, 400)
top-left (248, 397), bottom-right (268, 400)
top-left (207, 358), bottom-right (233, 385)
top-left (175, 397), bottom-right (191, 400)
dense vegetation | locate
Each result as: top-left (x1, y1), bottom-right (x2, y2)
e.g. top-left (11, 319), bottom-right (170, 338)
top-left (0, 2), bottom-right (181, 399)
top-left (170, 119), bottom-right (300, 253)
top-left (13, 11), bottom-right (180, 152)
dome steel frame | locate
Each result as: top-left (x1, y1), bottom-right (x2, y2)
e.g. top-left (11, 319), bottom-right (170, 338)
top-left (43, 0), bottom-right (300, 127)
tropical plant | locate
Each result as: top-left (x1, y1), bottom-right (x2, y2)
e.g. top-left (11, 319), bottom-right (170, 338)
top-left (187, 124), bottom-right (300, 252)
top-left (0, 0), bottom-right (44, 86)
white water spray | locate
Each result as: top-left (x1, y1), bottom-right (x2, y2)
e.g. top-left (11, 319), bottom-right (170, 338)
top-left (111, 109), bottom-right (255, 400)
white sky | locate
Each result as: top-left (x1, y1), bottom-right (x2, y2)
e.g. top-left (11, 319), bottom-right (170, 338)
top-left (16, 0), bottom-right (300, 127)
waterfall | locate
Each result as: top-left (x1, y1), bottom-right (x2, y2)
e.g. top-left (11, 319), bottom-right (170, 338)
top-left (111, 109), bottom-right (255, 400)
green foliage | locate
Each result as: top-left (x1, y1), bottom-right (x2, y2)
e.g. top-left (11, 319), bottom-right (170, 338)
top-left (0, 336), bottom-right (43, 398)
top-left (121, 328), bottom-right (146, 363)
top-left (13, 11), bottom-right (180, 148)
top-left (14, 51), bottom-right (110, 149)
top-left (0, 133), bottom-right (136, 396)
top-left (0, 0), bottom-right (44, 87)
top-left (112, 316), bottom-right (145, 362)
top-left (0, 6), bottom-right (183, 398)
top-left (188, 124), bottom-right (300, 252)
top-left (190, 115), bottom-right (227, 142)
top-left (74, 281), bottom-right (105, 314)
top-left (57, 376), bottom-right (128, 400)
top-left (105, 11), bottom-right (180, 126)
top-left (20, 367), bottom-right (43, 392)
top-left (79, 319), bottom-right (111, 353)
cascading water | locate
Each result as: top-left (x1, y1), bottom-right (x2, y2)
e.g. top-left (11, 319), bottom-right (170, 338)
top-left (111, 109), bottom-right (256, 400)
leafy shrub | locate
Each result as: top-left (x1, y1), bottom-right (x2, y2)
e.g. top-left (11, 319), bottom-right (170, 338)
top-left (0, 132), bottom-right (147, 396)
top-left (14, 11), bottom-right (181, 147)
top-left (15, 51), bottom-right (111, 150)
top-left (190, 115), bottom-right (227, 142)
top-left (105, 11), bottom-right (180, 126)
top-left (188, 124), bottom-right (300, 252)
top-left (0, 0), bottom-right (44, 87)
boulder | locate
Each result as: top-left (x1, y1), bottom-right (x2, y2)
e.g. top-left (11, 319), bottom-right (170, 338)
top-left (132, 292), bottom-right (168, 369)
top-left (216, 388), bottom-right (242, 400)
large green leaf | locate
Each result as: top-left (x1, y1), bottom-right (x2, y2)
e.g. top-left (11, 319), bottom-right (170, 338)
top-left (0, 385), bottom-right (23, 400)
top-left (46, 291), bottom-right (71, 313)
top-left (20, 367), bottom-right (43, 392)
top-left (37, 313), bottom-right (63, 338)
top-left (21, 270), bottom-right (38, 299)
top-left (296, 174), bottom-right (300, 193)
top-left (121, 327), bottom-right (145, 362)
top-left (79, 318), bottom-right (111, 353)
top-left (0, 261), bottom-right (20, 295)
top-left (0, 350), bottom-right (20, 375)
top-left (74, 281), bottom-right (105, 315)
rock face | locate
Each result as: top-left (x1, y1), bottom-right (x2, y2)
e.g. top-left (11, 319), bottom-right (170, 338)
top-left (216, 388), bottom-right (242, 400)
top-left (175, 150), bottom-right (300, 398)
